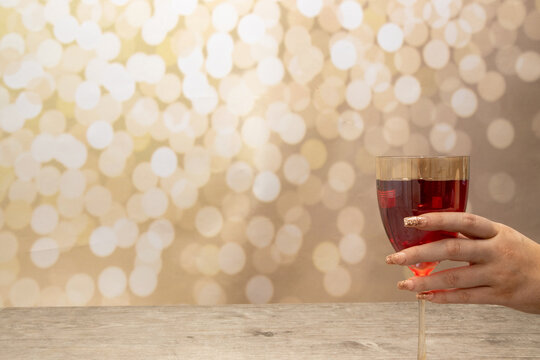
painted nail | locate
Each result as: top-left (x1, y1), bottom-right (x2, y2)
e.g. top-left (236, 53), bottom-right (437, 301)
top-left (417, 292), bottom-right (434, 300)
top-left (404, 216), bottom-right (427, 227)
top-left (397, 279), bottom-right (414, 290)
top-left (386, 252), bottom-right (406, 265)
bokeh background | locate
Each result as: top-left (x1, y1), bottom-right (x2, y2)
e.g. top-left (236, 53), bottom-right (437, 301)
top-left (0, 0), bottom-right (539, 307)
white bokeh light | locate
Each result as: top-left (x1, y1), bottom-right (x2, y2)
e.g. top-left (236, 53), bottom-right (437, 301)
top-left (297, 0), bottom-right (322, 18)
top-left (76, 21), bottom-right (102, 50)
top-left (330, 39), bottom-right (357, 70)
top-left (30, 237), bottom-right (59, 269)
top-left (253, 171), bottom-right (281, 202)
top-left (394, 75), bottom-right (421, 104)
top-left (212, 3), bottom-right (238, 32)
top-left (76, 81), bottom-right (101, 110)
top-left (451, 88), bottom-right (478, 118)
top-left (89, 226), bottom-right (118, 257)
top-left (98, 266), bottom-right (127, 298)
top-left (377, 23), bottom-right (404, 52)
top-left (237, 14), bottom-right (266, 44)
top-left (257, 57), bottom-right (284, 85)
top-left (151, 146), bottom-right (178, 178)
top-left (338, 1), bottom-right (363, 30)
top-left (86, 120), bottom-right (113, 150)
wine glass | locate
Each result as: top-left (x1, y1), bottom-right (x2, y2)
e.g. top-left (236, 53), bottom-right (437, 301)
top-left (376, 156), bottom-right (469, 360)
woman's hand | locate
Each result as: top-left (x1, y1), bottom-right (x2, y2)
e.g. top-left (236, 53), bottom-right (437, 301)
top-left (385, 212), bottom-right (540, 314)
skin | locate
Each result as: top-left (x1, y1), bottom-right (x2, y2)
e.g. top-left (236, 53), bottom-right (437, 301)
top-left (385, 212), bottom-right (540, 314)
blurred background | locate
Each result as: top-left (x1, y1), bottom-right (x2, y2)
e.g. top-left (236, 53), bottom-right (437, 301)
top-left (0, 0), bottom-right (539, 307)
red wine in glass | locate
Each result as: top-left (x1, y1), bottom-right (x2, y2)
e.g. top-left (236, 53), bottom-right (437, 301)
top-left (377, 179), bottom-right (469, 276)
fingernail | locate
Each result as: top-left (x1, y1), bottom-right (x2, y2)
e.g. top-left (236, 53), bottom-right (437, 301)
top-left (397, 279), bottom-right (414, 290)
top-left (417, 292), bottom-right (434, 300)
top-left (386, 252), bottom-right (406, 265)
top-left (404, 216), bottom-right (426, 227)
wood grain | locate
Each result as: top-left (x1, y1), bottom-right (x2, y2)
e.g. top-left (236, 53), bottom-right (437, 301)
top-left (0, 302), bottom-right (539, 359)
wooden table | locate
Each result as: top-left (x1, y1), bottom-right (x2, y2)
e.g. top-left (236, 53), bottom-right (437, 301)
top-left (1, 302), bottom-right (539, 359)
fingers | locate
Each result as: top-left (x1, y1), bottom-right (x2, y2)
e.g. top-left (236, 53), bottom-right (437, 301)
top-left (386, 238), bottom-right (493, 265)
top-left (397, 265), bottom-right (490, 292)
top-left (404, 212), bottom-right (499, 240)
top-left (416, 287), bottom-right (496, 305)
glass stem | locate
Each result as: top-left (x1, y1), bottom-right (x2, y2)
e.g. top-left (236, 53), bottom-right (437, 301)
top-left (418, 299), bottom-right (426, 360)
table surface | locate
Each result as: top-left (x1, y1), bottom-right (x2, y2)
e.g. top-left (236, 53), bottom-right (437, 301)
top-left (1, 302), bottom-right (539, 359)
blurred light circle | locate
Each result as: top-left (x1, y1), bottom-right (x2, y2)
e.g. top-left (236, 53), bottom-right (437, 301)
top-left (53, 16), bottom-right (79, 44)
top-left (364, 126), bottom-right (390, 156)
top-left (151, 146), bottom-right (178, 178)
top-left (331, 39), bottom-right (357, 70)
top-left (339, 234), bottom-right (366, 264)
top-left (279, 113), bottom-right (306, 145)
top-left (37, 39), bottom-right (63, 68)
top-left (477, 72), bottom-right (506, 102)
top-left (515, 51), bottom-right (540, 82)
top-left (257, 57), bottom-right (284, 86)
top-left (430, 123), bottom-right (457, 153)
top-left (76, 81), bottom-right (101, 110)
top-left (245, 275), bottom-right (273, 304)
top-left (328, 161), bottom-right (355, 192)
top-left (237, 14), bottom-right (265, 44)
top-left (76, 21), bottom-right (102, 50)
top-left (89, 226), bottom-right (117, 257)
top-left (86, 120), bottom-right (113, 149)
top-left (194, 280), bottom-right (226, 305)
top-left (451, 88), bottom-right (477, 118)
top-left (337, 206), bottom-right (365, 235)
top-left (98, 266), bottom-right (127, 298)
top-left (10, 278), bottom-right (40, 307)
top-left (212, 3), bottom-right (238, 32)
top-left (423, 39), bottom-right (450, 69)
top-left (30, 237), bottom-right (59, 268)
top-left (195, 206), bottom-right (224, 238)
top-left (129, 266), bottom-right (157, 297)
top-left (313, 242), bottom-right (340, 273)
top-left (246, 216), bottom-right (275, 249)
top-left (60, 169), bottom-right (86, 198)
top-left (66, 273), bottom-right (94, 306)
top-left (283, 154), bottom-right (310, 185)
top-left (338, 111), bottom-right (364, 141)
top-left (31, 204), bottom-right (58, 235)
top-left (218, 243), bottom-right (246, 275)
top-left (241, 116), bottom-right (270, 148)
top-left (377, 23), bottom-right (404, 53)
top-left (226, 161), bottom-right (254, 193)
top-left (394, 75), bottom-right (421, 104)
top-left (459, 54), bottom-right (486, 84)
top-left (171, 0), bottom-right (197, 15)
top-left (275, 224), bottom-right (303, 255)
top-left (383, 116), bottom-right (410, 146)
top-left (496, 0), bottom-right (526, 30)
top-left (142, 187), bottom-right (169, 218)
top-left (114, 218), bottom-right (139, 249)
top-left (324, 266), bottom-right (351, 297)
top-left (0, 231), bottom-right (18, 263)
top-left (346, 79), bottom-right (372, 110)
top-left (487, 118), bottom-right (514, 149)
top-left (488, 172), bottom-right (515, 203)
top-left (338, 1), bottom-right (363, 30)
top-left (296, 0), bottom-right (322, 18)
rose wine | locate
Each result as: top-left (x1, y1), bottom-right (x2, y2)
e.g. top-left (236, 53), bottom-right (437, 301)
top-left (376, 179), bottom-right (469, 276)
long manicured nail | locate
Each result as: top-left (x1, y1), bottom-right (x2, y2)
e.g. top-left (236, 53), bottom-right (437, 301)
top-left (417, 292), bottom-right (434, 300)
top-left (386, 252), bottom-right (406, 265)
top-left (397, 279), bottom-right (414, 290)
top-left (404, 216), bottom-right (426, 227)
